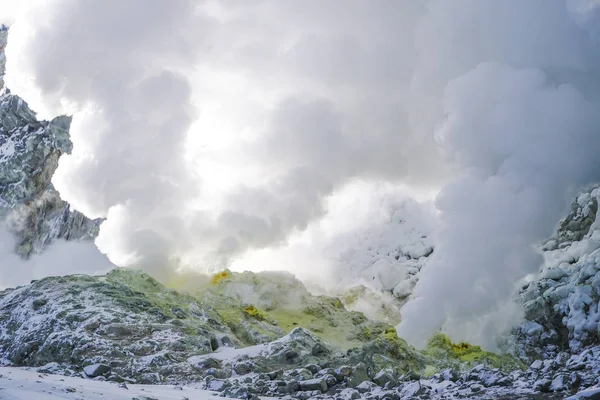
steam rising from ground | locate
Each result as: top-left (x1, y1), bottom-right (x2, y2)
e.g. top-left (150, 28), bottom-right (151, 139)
top-left (0, 223), bottom-right (113, 288)
top-left (5, 0), bottom-right (600, 346)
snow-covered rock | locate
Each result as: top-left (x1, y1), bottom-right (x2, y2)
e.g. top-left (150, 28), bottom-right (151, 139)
top-left (0, 28), bottom-right (99, 259)
top-left (516, 185), bottom-right (600, 356)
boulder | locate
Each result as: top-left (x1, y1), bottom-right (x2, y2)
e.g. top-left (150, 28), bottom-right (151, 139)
top-left (83, 364), bottom-right (110, 378)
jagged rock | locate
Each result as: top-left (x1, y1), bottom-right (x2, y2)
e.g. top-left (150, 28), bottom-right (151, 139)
top-left (0, 26), bottom-right (7, 90)
top-left (514, 185), bottom-right (600, 358)
top-left (372, 368), bottom-right (396, 387)
top-left (550, 373), bottom-right (571, 392)
top-left (0, 27), bottom-right (100, 258)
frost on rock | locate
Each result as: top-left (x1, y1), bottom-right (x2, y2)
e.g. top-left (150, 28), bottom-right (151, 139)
top-left (0, 268), bottom-right (241, 384)
top-left (328, 197), bottom-right (435, 318)
top-left (0, 26), bottom-right (6, 91)
top-left (0, 30), bottom-right (100, 258)
top-left (0, 92), bottom-right (101, 258)
top-left (516, 185), bottom-right (600, 357)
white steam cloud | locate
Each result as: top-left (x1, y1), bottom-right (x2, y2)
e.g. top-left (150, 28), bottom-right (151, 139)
top-left (0, 223), bottom-right (113, 289)
top-left (398, 0), bottom-right (600, 347)
top-left (5, 0), bottom-right (440, 278)
top-left (4, 0), bottom-right (600, 346)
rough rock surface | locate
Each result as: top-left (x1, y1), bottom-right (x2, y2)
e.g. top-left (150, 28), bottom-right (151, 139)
top-left (516, 186), bottom-right (600, 357)
top-left (0, 269), bottom-right (243, 383)
top-left (0, 26), bottom-right (100, 258)
top-left (3, 265), bottom-right (590, 399)
top-left (0, 25), bottom-right (7, 90)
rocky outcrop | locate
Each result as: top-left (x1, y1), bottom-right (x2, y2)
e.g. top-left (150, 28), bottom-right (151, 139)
top-left (0, 269), bottom-right (242, 383)
top-left (0, 25), bottom-right (7, 90)
top-left (516, 185), bottom-right (600, 358)
top-left (0, 27), bottom-right (100, 258)
top-left (0, 92), bottom-right (101, 257)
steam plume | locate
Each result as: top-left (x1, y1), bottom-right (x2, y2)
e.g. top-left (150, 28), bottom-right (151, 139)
top-left (5, 0), bottom-right (600, 346)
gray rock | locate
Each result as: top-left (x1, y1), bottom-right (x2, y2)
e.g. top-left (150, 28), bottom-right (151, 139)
top-left (470, 383), bottom-right (484, 392)
top-left (305, 364), bottom-right (320, 374)
top-left (233, 361), bottom-right (253, 375)
top-left (355, 380), bottom-right (376, 393)
top-left (550, 373), bottom-right (570, 392)
top-left (372, 368), bottom-right (396, 387)
top-left (398, 381), bottom-right (426, 398)
top-left (534, 378), bottom-right (552, 393)
top-left (0, 92), bottom-right (100, 258)
top-left (83, 364), bottom-right (110, 378)
top-left (299, 377), bottom-right (328, 392)
top-left (36, 362), bottom-right (63, 374)
top-left (334, 365), bottom-right (353, 382)
top-left (337, 388), bottom-right (361, 400)
top-left (348, 362), bottom-right (369, 388)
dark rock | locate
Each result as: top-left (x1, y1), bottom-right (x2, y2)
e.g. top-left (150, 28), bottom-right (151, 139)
top-left (355, 380), bottom-right (376, 393)
top-left (299, 377), bottom-right (328, 392)
top-left (305, 364), bottom-right (320, 374)
top-left (32, 298), bottom-right (47, 310)
top-left (312, 343), bottom-right (330, 356)
top-left (534, 378), bottom-right (552, 393)
top-left (334, 365), bottom-right (353, 382)
top-left (372, 368), bottom-right (396, 387)
top-left (348, 363), bottom-right (369, 388)
top-left (234, 362), bottom-right (253, 375)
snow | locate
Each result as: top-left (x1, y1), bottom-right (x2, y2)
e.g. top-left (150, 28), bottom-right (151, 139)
top-left (0, 137), bottom-right (15, 160)
top-left (565, 386), bottom-right (600, 399)
top-left (0, 366), bottom-right (274, 400)
top-left (189, 342), bottom-right (268, 363)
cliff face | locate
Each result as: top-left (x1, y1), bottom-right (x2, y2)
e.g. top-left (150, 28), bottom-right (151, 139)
top-left (0, 27), bottom-right (100, 258)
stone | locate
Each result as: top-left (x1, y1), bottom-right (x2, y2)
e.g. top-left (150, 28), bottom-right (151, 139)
top-left (299, 377), bottom-right (327, 392)
top-left (36, 362), bottom-right (62, 374)
top-left (529, 360), bottom-right (543, 371)
top-left (338, 388), bottom-right (361, 400)
top-left (83, 364), bottom-right (110, 378)
top-left (372, 368), bottom-right (396, 387)
top-left (305, 364), bottom-right (320, 375)
top-left (233, 362), bottom-right (253, 375)
top-left (334, 366), bottom-right (353, 382)
top-left (534, 379), bottom-right (552, 393)
top-left (398, 381), bottom-right (426, 398)
top-left (550, 373), bottom-right (570, 392)
top-left (348, 363), bottom-right (369, 388)
top-left (355, 380), bottom-right (376, 393)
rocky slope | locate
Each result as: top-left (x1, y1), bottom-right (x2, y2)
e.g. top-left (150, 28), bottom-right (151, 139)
top-left (0, 266), bottom-right (533, 399)
top-left (3, 185), bottom-right (600, 399)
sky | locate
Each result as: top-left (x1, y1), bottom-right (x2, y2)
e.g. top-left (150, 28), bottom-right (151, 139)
top-left (2, 0), bottom-right (600, 348)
